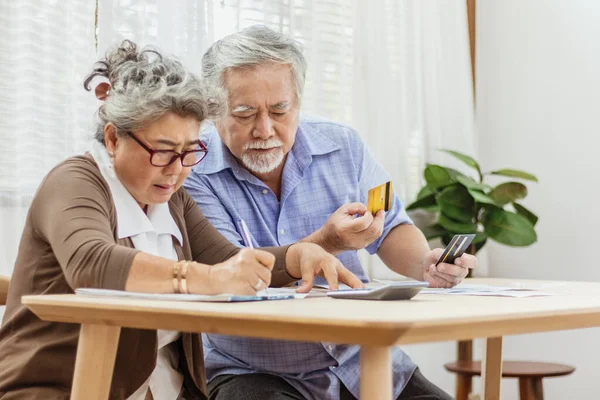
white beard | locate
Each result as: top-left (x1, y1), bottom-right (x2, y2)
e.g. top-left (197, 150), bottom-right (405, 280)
top-left (241, 138), bottom-right (285, 174)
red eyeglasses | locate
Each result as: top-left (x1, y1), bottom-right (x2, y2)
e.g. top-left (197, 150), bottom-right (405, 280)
top-left (127, 131), bottom-right (208, 167)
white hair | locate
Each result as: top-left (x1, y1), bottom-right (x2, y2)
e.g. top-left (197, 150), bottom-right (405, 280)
top-left (201, 25), bottom-right (307, 104)
top-left (84, 40), bottom-right (224, 144)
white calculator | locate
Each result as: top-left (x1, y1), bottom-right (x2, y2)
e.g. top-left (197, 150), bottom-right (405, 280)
top-left (326, 281), bottom-right (429, 301)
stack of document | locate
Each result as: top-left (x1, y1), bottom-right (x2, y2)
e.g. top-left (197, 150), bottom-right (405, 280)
top-left (419, 283), bottom-right (563, 298)
top-left (77, 282), bottom-right (561, 301)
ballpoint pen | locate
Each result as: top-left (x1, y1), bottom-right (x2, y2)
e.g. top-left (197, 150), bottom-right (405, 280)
top-left (236, 219), bottom-right (268, 294)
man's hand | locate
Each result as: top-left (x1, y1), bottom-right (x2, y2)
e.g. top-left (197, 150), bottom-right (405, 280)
top-left (422, 248), bottom-right (477, 288)
top-left (285, 243), bottom-right (364, 292)
top-left (306, 203), bottom-right (384, 255)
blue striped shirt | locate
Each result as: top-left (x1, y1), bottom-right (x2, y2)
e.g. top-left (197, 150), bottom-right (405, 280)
top-left (184, 118), bottom-right (417, 400)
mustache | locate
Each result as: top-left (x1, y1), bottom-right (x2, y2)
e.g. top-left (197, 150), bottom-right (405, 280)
top-left (243, 138), bottom-right (283, 150)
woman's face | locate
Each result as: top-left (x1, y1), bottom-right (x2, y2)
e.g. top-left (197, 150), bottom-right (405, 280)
top-left (105, 112), bottom-right (201, 208)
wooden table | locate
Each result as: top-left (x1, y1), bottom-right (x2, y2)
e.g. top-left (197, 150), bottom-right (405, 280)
top-left (22, 278), bottom-right (600, 400)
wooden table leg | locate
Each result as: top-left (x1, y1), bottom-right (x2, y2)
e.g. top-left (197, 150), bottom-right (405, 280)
top-left (360, 345), bottom-right (392, 400)
top-left (71, 324), bottom-right (121, 400)
top-left (519, 377), bottom-right (544, 400)
top-left (481, 336), bottom-right (503, 400)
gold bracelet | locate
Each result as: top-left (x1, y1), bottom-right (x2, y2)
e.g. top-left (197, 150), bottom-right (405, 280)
top-left (172, 262), bottom-right (182, 294)
top-left (179, 261), bottom-right (190, 294)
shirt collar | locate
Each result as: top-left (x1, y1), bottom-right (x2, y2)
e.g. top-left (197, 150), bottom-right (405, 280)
top-left (89, 142), bottom-right (183, 244)
top-left (194, 118), bottom-right (341, 176)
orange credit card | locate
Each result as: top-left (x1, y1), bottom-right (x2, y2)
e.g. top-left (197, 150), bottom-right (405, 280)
top-left (367, 181), bottom-right (392, 214)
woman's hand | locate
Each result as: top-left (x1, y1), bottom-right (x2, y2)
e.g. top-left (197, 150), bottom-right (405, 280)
top-left (207, 248), bottom-right (275, 295)
top-left (285, 243), bottom-right (364, 293)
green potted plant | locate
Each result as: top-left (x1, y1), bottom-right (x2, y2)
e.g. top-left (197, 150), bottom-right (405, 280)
top-left (407, 150), bottom-right (538, 253)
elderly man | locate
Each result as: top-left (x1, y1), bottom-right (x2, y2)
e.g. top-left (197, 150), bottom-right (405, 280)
top-left (184, 26), bottom-right (476, 400)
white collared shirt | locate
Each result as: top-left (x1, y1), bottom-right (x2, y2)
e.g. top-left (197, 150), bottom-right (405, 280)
top-left (90, 142), bottom-right (183, 400)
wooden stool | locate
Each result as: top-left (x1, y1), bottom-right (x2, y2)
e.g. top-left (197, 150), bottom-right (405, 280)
top-left (444, 360), bottom-right (575, 400)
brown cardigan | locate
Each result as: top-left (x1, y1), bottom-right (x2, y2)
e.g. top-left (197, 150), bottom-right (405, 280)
top-left (0, 154), bottom-right (296, 400)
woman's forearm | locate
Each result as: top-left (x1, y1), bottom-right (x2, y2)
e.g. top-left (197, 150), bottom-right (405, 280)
top-left (125, 252), bottom-right (212, 294)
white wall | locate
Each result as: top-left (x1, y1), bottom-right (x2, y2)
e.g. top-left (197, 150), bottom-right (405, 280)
top-left (478, 1), bottom-right (600, 399)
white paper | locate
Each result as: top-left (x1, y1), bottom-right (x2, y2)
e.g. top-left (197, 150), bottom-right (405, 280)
top-left (311, 283), bottom-right (353, 291)
top-left (257, 287), bottom-right (310, 299)
top-left (75, 288), bottom-right (301, 302)
top-left (420, 283), bottom-right (560, 297)
top-left (257, 287), bottom-right (327, 298)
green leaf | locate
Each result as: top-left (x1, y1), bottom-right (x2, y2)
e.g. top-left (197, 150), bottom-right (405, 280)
top-left (513, 202), bottom-right (539, 227)
top-left (483, 208), bottom-right (537, 246)
top-left (473, 232), bottom-right (488, 253)
top-left (489, 169), bottom-right (538, 182)
top-left (406, 194), bottom-right (437, 211)
top-left (421, 224), bottom-right (448, 240)
top-left (438, 213), bottom-right (477, 234)
top-left (456, 175), bottom-right (492, 191)
top-left (473, 231), bottom-right (488, 245)
top-left (445, 167), bottom-right (467, 181)
top-left (436, 185), bottom-right (474, 223)
top-left (439, 149), bottom-right (482, 176)
top-left (424, 165), bottom-right (453, 189)
top-left (417, 185), bottom-right (436, 200)
top-left (489, 182), bottom-right (528, 205)
top-left (467, 189), bottom-right (498, 205)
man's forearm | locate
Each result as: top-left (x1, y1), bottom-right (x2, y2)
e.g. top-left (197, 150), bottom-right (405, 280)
top-left (376, 224), bottom-right (430, 280)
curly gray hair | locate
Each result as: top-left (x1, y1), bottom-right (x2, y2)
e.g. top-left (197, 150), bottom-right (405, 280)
top-left (84, 40), bottom-right (223, 144)
top-left (201, 25), bottom-right (307, 105)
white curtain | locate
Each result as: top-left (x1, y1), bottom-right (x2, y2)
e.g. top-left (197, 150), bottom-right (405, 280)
top-left (0, 1), bottom-right (97, 277)
top-left (351, 0), bottom-right (477, 279)
top-left (0, 0), bottom-right (476, 281)
top-left (96, 0), bottom-right (215, 75)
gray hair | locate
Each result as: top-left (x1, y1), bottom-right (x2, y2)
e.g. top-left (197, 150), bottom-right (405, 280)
top-left (84, 40), bottom-right (223, 144)
top-left (201, 25), bottom-right (307, 105)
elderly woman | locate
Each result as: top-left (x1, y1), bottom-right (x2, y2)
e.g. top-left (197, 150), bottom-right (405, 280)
top-left (0, 41), bottom-right (343, 400)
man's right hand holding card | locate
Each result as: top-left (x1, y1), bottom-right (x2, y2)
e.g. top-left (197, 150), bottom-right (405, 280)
top-left (303, 202), bottom-right (385, 255)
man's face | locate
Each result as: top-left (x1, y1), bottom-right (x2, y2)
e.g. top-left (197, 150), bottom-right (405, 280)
top-left (216, 63), bottom-right (300, 176)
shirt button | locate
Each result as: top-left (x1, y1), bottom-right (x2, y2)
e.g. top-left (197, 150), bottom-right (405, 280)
top-left (280, 229), bottom-right (285, 235)
top-left (262, 189), bottom-right (268, 194)
top-left (328, 345), bottom-right (333, 351)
